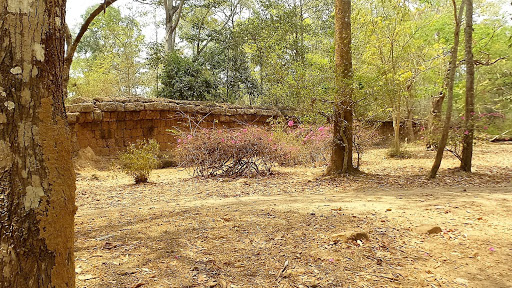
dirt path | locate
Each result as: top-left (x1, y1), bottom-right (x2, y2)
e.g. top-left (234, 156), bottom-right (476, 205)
top-left (74, 144), bottom-right (512, 288)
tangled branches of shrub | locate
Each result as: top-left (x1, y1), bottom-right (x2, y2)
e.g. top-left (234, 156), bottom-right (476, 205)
top-left (270, 121), bottom-right (332, 166)
top-left (175, 127), bottom-right (289, 177)
top-left (271, 119), bottom-right (381, 167)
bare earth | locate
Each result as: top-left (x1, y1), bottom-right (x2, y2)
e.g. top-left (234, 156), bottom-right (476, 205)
top-left (74, 143), bottom-right (512, 288)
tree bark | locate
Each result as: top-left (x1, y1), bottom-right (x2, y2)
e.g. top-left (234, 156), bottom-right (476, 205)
top-left (429, 0), bottom-right (465, 179)
top-left (0, 1), bottom-right (77, 287)
top-left (460, 0), bottom-right (475, 172)
top-left (405, 96), bottom-right (415, 142)
top-left (392, 104), bottom-right (401, 153)
top-left (327, 0), bottom-right (354, 175)
top-left (165, 0), bottom-right (185, 52)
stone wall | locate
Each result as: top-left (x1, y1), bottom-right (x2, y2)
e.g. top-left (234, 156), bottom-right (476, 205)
top-left (67, 98), bottom-right (286, 156)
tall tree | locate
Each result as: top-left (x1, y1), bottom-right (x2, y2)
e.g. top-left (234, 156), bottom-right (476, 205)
top-left (0, 0), bottom-right (76, 287)
top-left (164, 0), bottom-right (185, 52)
top-left (64, 0), bottom-right (119, 96)
top-left (429, 0), bottom-right (465, 179)
top-left (460, 0), bottom-right (474, 172)
top-left (69, 6), bottom-right (145, 98)
top-left (327, 0), bottom-right (354, 174)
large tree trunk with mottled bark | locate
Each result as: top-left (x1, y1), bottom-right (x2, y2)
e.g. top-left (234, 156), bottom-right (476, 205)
top-left (0, 1), bottom-right (77, 287)
top-left (460, 0), bottom-right (475, 172)
top-left (327, 0), bottom-right (354, 175)
top-left (429, 0), bottom-right (465, 179)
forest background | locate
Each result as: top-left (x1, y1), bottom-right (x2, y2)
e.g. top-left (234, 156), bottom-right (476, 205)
top-left (66, 0), bottom-right (512, 138)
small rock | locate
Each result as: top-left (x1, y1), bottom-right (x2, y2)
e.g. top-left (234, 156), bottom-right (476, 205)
top-left (303, 278), bottom-right (319, 288)
top-left (414, 225), bottom-right (443, 235)
top-left (331, 232), bottom-right (370, 243)
top-left (347, 232), bottom-right (370, 242)
top-left (427, 227), bottom-right (443, 235)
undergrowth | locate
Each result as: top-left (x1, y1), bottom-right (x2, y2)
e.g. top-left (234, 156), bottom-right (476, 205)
top-left (119, 139), bottom-right (160, 183)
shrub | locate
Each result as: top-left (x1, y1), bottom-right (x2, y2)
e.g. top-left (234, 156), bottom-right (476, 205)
top-left (158, 53), bottom-right (218, 101)
top-left (353, 122), bottom-right (383, 166)
top-left (269, 121), bottom-right (332, 166)
top-left (269, 118), bottom-right (382, 167)
top-left (175, 127), bottom-right (289, 177)
top-left (386, 147), bottom-right (413, 159)
top-left (119, 139), bottom-right (160, 183)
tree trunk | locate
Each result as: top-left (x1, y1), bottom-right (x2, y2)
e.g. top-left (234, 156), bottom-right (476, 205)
top-left (392, 103), bottom-right (401, 153)
top-left (428, 60), bottom-right (456, 145)
top-left (429, 0), bottom-right (465, 179)
top-left (406, 100), bottom-right (415, 142)
top-left (327, 0), bottom-right (354, 175)
top-left (165, 0), bottom-right (185, 52)
top-left (0, 1), bottom-right (76, 287)
top-left (460, 0), bottom-right (475, 172)
top-left (428, 90), bottom-right (445, 137)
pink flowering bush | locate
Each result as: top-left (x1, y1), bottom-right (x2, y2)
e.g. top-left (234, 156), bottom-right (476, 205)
top-left (268, 120), bottom-right (332, 166)
top-left (271, 119), bottom-right (382, 167)
top-left (175, 118), bottom-right (384, 177)
top-left (175, 127), bottom-right (290, 177)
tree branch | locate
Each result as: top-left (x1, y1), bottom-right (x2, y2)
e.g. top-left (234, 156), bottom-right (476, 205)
top-left (65, 0), bottom-right (119, 68)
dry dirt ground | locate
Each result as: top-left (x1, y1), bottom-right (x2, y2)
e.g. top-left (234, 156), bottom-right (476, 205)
top-left (74, 143), bottom-right (512, 288)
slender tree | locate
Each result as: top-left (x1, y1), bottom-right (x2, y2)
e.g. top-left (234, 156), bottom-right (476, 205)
top-left (0, 0), bottom-right (76, 287)
top-left (460, 0), bottom-right (475, 172)
top-left (327, 0), bottom-right (354, 174)
top-left (164, 0), bottom-right (185, 52)
top-left (429, 0), bottom-right (465, 179)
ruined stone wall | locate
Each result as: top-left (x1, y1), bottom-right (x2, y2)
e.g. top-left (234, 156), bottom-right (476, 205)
top-left (67, 98), bottom-right (285, 156)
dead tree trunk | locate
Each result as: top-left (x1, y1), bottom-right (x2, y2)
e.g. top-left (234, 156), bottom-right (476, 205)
top-left (460, 0), bottom-right (475, 172)
top-left (0, 1), bottom-right (77, 287)
top-left (327, 0), bottom-right (354, 175)
top-left (429, 0), bottom-right (465, 179)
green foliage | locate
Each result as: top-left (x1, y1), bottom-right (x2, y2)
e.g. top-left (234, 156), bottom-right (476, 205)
top-left (158, 53), bottom-right (219, 101)
top-left (68, 0), bottom-right (511, 138)
top-left (119, 139), bottom-right (160, 184)
top-left (69, 6), bottom-right (145, 99)
top-left (386, 147), bottom-right (413, 159)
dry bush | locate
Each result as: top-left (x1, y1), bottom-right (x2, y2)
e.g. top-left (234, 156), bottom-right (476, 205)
top-left (175, 127), bottom-right (290, 177)
top-left (119, 139), bottom-right (160, 183)
top-left (270, 120), bottom-right (332, 166)
top-left (175, 120), bottom-right (383, 177)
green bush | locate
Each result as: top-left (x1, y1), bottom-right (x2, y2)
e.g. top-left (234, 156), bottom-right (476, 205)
top-left (119, 139), bottom-right (160, 183)
top-left (158, 53), bottom-right (218, 101)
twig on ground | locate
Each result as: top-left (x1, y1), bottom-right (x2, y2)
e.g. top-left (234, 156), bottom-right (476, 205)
top-left (275, 260), bottom-right (289, 281)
